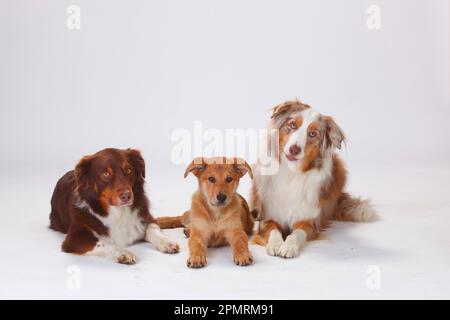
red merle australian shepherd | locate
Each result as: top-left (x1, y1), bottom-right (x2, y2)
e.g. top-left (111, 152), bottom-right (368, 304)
top-left (251, 100), bottom-right (377, 258)
top-left (49, 148), bottom-right (179, 264)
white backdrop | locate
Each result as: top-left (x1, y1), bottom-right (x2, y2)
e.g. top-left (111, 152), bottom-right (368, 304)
top-left (0, 0), bottom-right (449, 300)
top-left (0, 0), bottom-right (449, 173)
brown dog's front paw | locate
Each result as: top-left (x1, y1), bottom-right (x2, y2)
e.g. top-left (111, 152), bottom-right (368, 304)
top-left (187, 255), bottom-right (207, 268)
top-left (157, 240), bottom-right (180, 254)
top-left (234, 252), bottom-right (254, 266)
top-left (116, 251), bottom-right (137, 265)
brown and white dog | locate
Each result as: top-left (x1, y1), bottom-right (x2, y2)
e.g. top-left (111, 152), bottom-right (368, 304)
top-left (157, 157), bottom-right (255, 268)
top-left (49, 148), bottom-right (179, 264)
top-left (251, 100), bottom-right (377, 258)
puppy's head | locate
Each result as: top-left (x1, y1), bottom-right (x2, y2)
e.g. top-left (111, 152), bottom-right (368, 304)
top-left (184, 157), bottom-right (252, 208)
top-left (75, 148), bottom-right (145, 211)
top-left (270, 100), bottom-right (346, 172)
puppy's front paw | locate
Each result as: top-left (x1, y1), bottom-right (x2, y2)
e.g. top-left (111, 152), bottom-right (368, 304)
top-left (234, 251), bottom-right (254, 266)
top-left (187, 255), bottom-right (207, 268)
top-left (116, 251), bottom-right (137, 265)
top-left (157, 239), bottom-right (180, 254)
top-left (277, 241), bottom-right (300, 258)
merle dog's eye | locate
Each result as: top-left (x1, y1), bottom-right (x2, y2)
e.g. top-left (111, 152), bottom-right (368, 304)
top-left (208, 177), bottom-right (216, 183)
top-left (226, 176), bottom-right (233, 183)
top-left (289, 121), bottom-right (297, 130)
top-left (125, 168), bottom-right (132, 175)
top-left (309, 131), bottom-right (317, 138)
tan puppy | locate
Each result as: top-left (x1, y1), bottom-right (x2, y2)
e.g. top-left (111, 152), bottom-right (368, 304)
top-left (157, 157), bottom-right (255, 268)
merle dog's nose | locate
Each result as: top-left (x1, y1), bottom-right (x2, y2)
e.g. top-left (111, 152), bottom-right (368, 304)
top-left (289, 144), bottom-right (301, 156)
top-left (119, 191), bottom-right (132, 204)
top-left (216, 193), bottom-right (227, 204)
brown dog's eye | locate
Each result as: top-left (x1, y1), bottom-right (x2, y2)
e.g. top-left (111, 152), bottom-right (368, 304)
top-left (289, 121), bottom-right (297, 130)
top-left (124, 168), bottom-right (132, 175)
top-left (101, 171), bottom-right (111, 180)
top-left (309, 131), bottom-right (317, 138)
top-left (208, 177), bottom-right (216, 183)
top-left (226, 176), bottom-right (233, 183)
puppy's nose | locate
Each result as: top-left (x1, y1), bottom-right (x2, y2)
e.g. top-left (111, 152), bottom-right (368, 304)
top-left (119, 191), bottom-right (132, 204)
top-left (289, 144), bottom-right (301, 156)
top-left (216, 193), bottom-right (227, 204)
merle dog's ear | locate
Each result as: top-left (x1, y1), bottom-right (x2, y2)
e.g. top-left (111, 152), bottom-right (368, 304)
top-left (75, 155), bottom-right (93, 189)
top-left (184, 157), bottom-right (206, 178)
top-left (127, 148), bottom-right (145, 179)
top-left (233, 158), bottom-right (253, 179)
top-left (270, 100), bottom-right (310, 119)
top-left (324, 116), bottom-right (346, 150)
top-left (270, 100), bottom-right (310, 128)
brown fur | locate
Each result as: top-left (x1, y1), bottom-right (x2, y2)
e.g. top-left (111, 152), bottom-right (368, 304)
top-left (157, 157), bottom-right (255, 268)
top-left (49, 148), bottom-right (157, 260)
top-left (251, 101), bottom-right (376, 251)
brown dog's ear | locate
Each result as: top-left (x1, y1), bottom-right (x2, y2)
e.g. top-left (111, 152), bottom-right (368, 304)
top-left (270, 100), bottom-right (310, 120)
top-left (127, 148), bottom-right (145, 179)
top-left (324, 116), bottom-right (346, 150)
top-left (184, 157), bottom-right (207, 178)
top-left (75, 155), bottom-right (94, 189)
top-left (233, 159), bottom-right (253, 179)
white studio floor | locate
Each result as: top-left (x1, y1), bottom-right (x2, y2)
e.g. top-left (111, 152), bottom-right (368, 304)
top-left (0, 163), bottom-right (449, 300)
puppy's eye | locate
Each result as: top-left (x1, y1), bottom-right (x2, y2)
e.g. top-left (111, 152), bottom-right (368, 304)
top-left (101, 171), bottom-right (111, 180)
top-left (208, 177), bottom-right (216, 183)
top-left (226, 176), bottom-right (233, 183)
top-left (309, 131), bottom-right (317, 138)
top-left (124, 168), bottom-right (132, 175)
top-left (289, 121), bottom-right (297, 130)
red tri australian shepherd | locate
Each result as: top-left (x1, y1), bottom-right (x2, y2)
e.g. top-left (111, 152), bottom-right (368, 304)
top-left (49, 148), bottom-right (179, 264)
top-left (251, 100), bottom-right (377, 258)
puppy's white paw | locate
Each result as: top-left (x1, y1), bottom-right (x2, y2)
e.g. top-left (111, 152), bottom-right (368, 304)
top-left (116, 251), bottom-right (137, 265)
top-left (157, 239), bottom-right (180, 254)
top-left (266, 230), bottom-right (283, 256)
top-left (277, 241), bottom-right (300, 258)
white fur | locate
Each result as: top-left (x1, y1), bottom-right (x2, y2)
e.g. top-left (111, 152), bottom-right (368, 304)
top-left (283, 108), bottom-right (321, 162)
top-left (97, 205), bottom-right (147, 247)
top-left (347, 199), bottom-right (378, 222)
top-left (254, 154), bottom-right (333, 231)
top-left (145, 223), bottom-right (180, 253)
top-left (86, 238), bottom-right (136, 264)
top-left (277, 229), bottom-right (306, 258)
top-left (266, 229), bottom-right (283, 256)
top-left (77, 201), bottom-right (179, 261)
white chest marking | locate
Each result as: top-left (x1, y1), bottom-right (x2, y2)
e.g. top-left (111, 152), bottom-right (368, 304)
top-left (255, 156), bottom-right (332, 230)
top-left (98, 206), bottom-right (147, 247)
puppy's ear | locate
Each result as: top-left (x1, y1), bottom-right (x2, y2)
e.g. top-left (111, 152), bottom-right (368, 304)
top-left (127, 148), bottom-right (145, 179)
top-left (75, 155), bottom-right (93, 190)
top-left (324, 116), bottom-right (346, 150)
top-left (233, 159), bottom-right (253, 179)
top-left (184, 157), bottom-right (206, 178)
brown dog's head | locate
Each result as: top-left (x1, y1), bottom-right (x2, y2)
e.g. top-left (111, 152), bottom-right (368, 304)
top-left (184, 157), bottom-right (252, 208)
top-left (75, 148), bottom-right (145, 212)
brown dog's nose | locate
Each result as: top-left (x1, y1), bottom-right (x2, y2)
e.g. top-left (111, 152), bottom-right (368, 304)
top-left (119, 191), bottom-right (132, 204)
top-left (216, 193), bottom-right (227, 204)
top-left (289, 144), bottom-right (301, 156)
